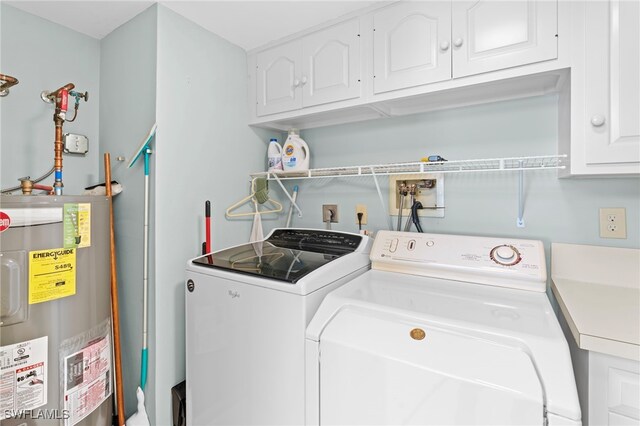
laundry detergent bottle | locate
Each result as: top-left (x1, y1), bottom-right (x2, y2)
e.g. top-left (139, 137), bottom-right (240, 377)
top-left (267, 138), bottom-right (283, 172)
top-left (282, 129), bottom-right (310, 172)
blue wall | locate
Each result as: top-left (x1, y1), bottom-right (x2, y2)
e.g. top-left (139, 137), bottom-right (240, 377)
top-left (1, 5), bottom-right (100, 194)
top-left (99, 5), bottom-right (157, 418)
top-left (100, 5), bottom-right (278, 424)
top-left (274, 95), bottom-right (639, 252)
top-left (153, 6), bottom-right (277, 425)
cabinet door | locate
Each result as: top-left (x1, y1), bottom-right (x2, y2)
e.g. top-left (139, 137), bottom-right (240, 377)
top-left (584, 0), bottom-right (640, 166)
top-left (256, 40), bottom-right (303, 116)
top-left (451, 0), bottom-right (557, 78)
top-left (589, 352), bottom-right (640, 426)
top-left (373, 2), bottom-right (452, 94)
top-left (302, 19), bottom-right (360, 108)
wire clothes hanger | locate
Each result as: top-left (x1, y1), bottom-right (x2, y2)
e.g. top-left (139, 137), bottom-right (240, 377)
top-left (226, 178), bottom-right (283, 218)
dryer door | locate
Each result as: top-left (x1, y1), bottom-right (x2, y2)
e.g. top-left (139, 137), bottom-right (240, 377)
top-left (319, 309), bottom-right (545, 425)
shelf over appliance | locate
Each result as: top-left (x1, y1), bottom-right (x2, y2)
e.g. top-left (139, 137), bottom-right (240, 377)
top-left (251, 155), bottom-right (566, 181)
top-left (249, 155), bottom-right (566, 230)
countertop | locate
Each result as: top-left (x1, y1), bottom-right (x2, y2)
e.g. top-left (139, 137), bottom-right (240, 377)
top-left (551, 243), bottom-right (640, 361)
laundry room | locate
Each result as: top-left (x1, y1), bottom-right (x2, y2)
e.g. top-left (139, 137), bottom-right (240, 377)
top-left (1, 2), bottom-right (638, 426)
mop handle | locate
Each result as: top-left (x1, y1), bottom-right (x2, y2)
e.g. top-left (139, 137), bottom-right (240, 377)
top-left (105, 154), bottom-right (126, 426)
top-left (141, 146), bottom-right (151, 391)
top-left (205, 200), bottom-right (211, 253)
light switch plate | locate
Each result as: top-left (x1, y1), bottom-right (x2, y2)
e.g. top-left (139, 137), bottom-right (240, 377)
top-left (63, 133), bottom-right (89, 155)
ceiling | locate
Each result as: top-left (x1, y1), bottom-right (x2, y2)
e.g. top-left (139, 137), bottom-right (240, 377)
top-left (6, 1), bottom-right (380, 51)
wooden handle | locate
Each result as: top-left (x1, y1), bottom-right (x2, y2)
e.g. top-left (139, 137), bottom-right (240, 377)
top-left (105, 153), bottom-right (126, 426)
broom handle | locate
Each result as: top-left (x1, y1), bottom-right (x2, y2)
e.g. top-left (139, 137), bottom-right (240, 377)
top-left (105, 153), bottom-right (126, 426)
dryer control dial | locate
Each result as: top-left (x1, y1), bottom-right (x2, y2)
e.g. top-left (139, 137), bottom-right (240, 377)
top-left (490, 245), bottom-right (521, 266)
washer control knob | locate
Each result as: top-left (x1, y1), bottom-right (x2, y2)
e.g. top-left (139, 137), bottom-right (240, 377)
top-left (490, 245), bottom-right (521, 266)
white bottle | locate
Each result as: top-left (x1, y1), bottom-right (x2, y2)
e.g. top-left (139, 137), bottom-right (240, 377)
top-left (282, 129), bottom-right (310, 172)
top-left (267, 139), bottom-right (283, 172)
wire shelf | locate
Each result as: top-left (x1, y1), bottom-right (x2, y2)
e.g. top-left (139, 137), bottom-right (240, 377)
top-left (248, 154), bottom-right (566, 229)
top-left (251, 155), bottom-right (566, 180)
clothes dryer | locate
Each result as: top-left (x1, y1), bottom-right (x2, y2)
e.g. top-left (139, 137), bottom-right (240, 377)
top-left (185, 228), bottom-right (371, 426)
top-left (306, 231), bottom-right (581, 426)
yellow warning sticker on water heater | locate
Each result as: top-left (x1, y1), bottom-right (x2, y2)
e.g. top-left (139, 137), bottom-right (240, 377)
top-left (28, 248), bottom-right (76, 304)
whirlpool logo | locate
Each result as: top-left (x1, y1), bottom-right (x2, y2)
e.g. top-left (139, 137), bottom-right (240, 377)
top-left (228, 290), bottom-right (240, 299)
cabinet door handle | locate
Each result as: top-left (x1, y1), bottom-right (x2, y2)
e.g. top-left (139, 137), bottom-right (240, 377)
top-left (453, 38), bottom-right (464, 48)
top-left (301, 76), bottom-right (308, 86)
top-left (293, 79), bottom-right (301, 88)
top-left (591, 115), bottom-right (606, 127)
top-left (439, 41), bottom-right (450, 51)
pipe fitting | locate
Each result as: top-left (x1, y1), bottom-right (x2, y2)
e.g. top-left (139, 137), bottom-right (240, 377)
top-left (19, 178), bottom-right (33, 195)
top-left (0, 73), bottom-right (19, 97)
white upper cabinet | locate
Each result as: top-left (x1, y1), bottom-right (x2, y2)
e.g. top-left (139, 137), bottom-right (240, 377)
top-left (563, 0), bottom-right (640, 176)
top-left (371, 0), bottom-right (557, 94)
top-left (256, 40), bottom-right (303, 116)
top-left (249, 1), bottom-right (573, 130)
top-left (373, 2), bottom-right (452, 94)
top-left (302, 19), bottom-right (361, 108)
top-left (256, 19), bottom-right (360, 116)
top-left (583, 0), bottom-right (639, 167)
top-left (451, 0), bottom-right (558, 78)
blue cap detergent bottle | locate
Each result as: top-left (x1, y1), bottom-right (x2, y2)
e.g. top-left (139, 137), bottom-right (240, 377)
top-left (267, 139), bottom-right (283, 172)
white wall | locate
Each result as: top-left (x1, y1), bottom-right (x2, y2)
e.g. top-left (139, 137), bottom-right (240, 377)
top-left (99, 4), bottom-right (157, 417)
top-left (153, 6), bottom-right (277, 425)
top-left (0, 4), bottom-right (100, 194)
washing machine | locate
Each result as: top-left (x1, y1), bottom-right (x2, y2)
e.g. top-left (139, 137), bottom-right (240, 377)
top-left (185, 228), bottom-right (372, 426)
top-left (306, 230), bottom-right (581, 426)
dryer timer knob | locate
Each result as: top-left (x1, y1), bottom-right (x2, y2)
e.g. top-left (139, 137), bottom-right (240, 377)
top-left (490, 245), bottom-right (521, 266)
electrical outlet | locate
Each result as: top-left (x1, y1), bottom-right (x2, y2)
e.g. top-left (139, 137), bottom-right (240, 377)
top-left (322, 204), bottom-right (338, 223)
top-left (356, 204), bottom-right (368, 225)
top-left (599, 208), bottom-right (626, 239)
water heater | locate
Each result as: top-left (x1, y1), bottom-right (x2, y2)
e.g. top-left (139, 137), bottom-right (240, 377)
top-left (1, 195), bottom-right (113, 426)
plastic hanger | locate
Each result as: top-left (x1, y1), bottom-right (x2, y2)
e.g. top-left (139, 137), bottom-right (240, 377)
top-left (225, 178), bottom-right (283, 218)
top-left (231, 252), bottom-right (285, 271)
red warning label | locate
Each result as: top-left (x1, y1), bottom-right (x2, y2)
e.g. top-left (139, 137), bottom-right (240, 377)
top-left (0, 211), bottom-right (10, 233)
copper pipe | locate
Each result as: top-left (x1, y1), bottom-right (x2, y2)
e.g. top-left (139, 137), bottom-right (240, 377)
top-left (50, 83), bottom-right (74, 195)
top-left (105, 154), bottom-right (126, 426)
top-left (33, 184), bottom-right (53, 193)
top-left (0, 73), bottom-right (18, 96)
top-left (48, 83), bottom-right (75, 101)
